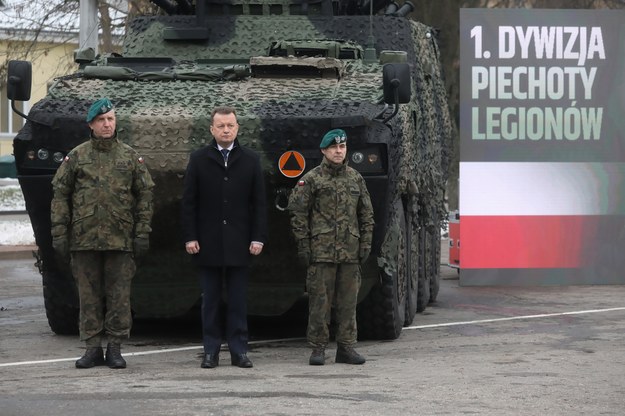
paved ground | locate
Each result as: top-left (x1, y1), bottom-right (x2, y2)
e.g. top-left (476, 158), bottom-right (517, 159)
top-left (0, 244), bottom-right (37, 260)
top-left (1, 247), bottom-right (625, 415)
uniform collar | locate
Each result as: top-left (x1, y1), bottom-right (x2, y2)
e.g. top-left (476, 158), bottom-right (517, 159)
top-left (321, 156), bottom-right (347, 176)
top-left (90, 131), bottom-right (118, 152)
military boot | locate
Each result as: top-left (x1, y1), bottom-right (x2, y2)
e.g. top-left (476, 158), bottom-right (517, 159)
top-left (75, 347), bottom-right (105, 369)
top-left (309, 348), bottom-right (325, 366)
top-left (335, 344), bottom-right (366, 365)
top-left (105, 343), bottom-right (127, 369)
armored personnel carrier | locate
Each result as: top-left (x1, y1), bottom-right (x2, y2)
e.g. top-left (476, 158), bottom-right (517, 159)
top-left (8, 0), bottom-right (452, 339)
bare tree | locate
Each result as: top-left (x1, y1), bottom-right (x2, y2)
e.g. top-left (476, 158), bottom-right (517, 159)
top-left (1, 0), bottom-right (78, 88)
top-left (127, 0), bottom-right (162, 20)
top-left (98, 0), bottom-right (159, 52)
top-left (0, 0), bottom-right (157, 87)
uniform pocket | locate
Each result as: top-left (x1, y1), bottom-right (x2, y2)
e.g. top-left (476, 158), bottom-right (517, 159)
top-left (71, 206), bottom-right (95, 240)
top-left (72, 205), bottom-right (95, 223)
top-left (111, 209), bottom-right (133, 226)
top-left (311, 224), bottom-right (333, 238)
top-left (348, 224), bottom-right (361, 239)
top-left (345, 225), bottom-right (361, 259)
top-left (76, 159), bottom-right (93, 180)
top-left (310, 226), bottom-right (334, 261)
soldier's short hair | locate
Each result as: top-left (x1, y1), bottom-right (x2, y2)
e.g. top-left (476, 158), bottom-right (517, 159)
top-left (211, 106), bottom-right (237, 124)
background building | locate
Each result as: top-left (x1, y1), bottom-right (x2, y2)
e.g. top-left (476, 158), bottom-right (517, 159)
top-left (0, 0), bottom-right (126, 156)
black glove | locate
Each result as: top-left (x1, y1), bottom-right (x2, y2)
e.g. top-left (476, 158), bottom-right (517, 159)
top-left (52, 236), bottom-right (70, 264)
top-left (359, 246), bottom-right (371, 265)
top-left (298, 239), bottom-right (311, 268)
top-left (133, 236), bottom-right (150, 259)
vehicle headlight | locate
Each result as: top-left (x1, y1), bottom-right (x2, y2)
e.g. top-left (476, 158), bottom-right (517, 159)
top-left (37, 148), bottom-right (49, 160)
top-left (348, 145), bottom-right (385, 174)
top-left (53, 152), bottom-right (65, 163)
top-left (351, 152), bottom-right (364, 164)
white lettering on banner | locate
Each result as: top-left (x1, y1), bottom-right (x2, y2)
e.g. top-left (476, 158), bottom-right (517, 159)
top-left (472, 66), bottom-right (597, 100)
top-left (472, 106), bottom-right (603, 140)
top-left (469, 24), bottom-right (606, 141)
top-left (498, 26), bottom-right (605, 65)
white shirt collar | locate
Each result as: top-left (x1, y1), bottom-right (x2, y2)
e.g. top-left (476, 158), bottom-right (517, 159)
top-left (217, 143), bottom-right (234, 152)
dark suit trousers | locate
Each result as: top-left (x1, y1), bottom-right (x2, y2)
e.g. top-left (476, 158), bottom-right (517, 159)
top-left (199, 266), bottom-right (249, 356)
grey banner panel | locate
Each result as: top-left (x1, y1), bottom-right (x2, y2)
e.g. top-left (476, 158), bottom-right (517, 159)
top-left (460, 9), bottom-right (625, 162)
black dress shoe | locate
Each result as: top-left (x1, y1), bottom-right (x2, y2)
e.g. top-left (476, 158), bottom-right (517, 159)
top-left (231, 353), bottom-right (253, 368)
top-left (201, 353), bottom-right (219, 368)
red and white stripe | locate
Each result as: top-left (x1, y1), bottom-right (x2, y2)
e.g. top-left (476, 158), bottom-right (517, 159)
top-left (459, 162), bottom-right (625, 269)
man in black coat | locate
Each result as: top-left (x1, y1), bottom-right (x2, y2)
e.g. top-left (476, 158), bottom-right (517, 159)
top-left (181, 106), bottom-right (267, 369)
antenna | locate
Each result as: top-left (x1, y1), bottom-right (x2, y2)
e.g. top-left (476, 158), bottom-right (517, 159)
top-left (363, 0), bottom-right (377, 63)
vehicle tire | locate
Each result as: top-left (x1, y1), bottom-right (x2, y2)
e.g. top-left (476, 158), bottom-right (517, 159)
top-left (404, 199), bottom-right (418, 326)
top-left (416, 227), bottom-right (430, 313)
top-left (42, 270), bottom-right (79, 335)
top-left (429, 228), bottom-right (441, 304)
top-left (357, 205), bottom-right (407, 340)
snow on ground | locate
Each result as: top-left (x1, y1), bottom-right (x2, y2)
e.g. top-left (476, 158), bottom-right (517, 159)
top-left (0, 180), bottom-right (26, 211)
top-left (0, 178), bottom-right (35, 245)
top-left (0, 220), bottom-right (35, 245)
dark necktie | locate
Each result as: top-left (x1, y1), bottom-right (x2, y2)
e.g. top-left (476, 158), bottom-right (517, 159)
top-left (221, 148), bottom-right (230, 164)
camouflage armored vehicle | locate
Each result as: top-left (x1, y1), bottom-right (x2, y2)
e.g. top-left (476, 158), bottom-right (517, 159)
top-left (8, 0), bottom-right (452, 340)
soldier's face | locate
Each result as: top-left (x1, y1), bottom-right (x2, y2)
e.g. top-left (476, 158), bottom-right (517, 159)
top-left (210, 112), bottom-right (239, 148)
top-left (89, 110), bottom-right (116, 139)
top-left (321, 143), bottom-right (347, 164)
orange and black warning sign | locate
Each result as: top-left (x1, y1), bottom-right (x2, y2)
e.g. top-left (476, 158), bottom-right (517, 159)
top-left (278, 150), bottom-right (305, 178)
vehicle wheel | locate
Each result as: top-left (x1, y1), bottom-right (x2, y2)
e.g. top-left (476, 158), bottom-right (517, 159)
top-left (42, 270), bottom-right (79, 335)
top-left (404, 200), bottom-right (418, 326)
top-left (429, 228), bottom-right (441, 304)
top-left (416, 227), bottom-right (430, 313)
top-left (357, 205), bottom-right (407, 340)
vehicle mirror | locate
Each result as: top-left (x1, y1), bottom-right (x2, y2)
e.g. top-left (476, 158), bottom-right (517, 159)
top-left (382, 63), bottom-right (411, 104)
top-left (7, 60), bottom-right (32, 102)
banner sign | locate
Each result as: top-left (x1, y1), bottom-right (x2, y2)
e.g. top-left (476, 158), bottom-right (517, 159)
top-left (459, 9), bottom-right (625, 285)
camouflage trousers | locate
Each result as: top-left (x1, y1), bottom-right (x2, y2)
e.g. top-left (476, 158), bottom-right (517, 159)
top-left (306, 262), bottom-right (361, 348)
top-left (71, 251), bottom-right (136, 347)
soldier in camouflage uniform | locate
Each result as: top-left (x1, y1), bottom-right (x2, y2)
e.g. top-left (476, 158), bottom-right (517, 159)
top-left (50, 98), bottom-right (154, 369)
top-left (288, 129), bottom-right (374, 365)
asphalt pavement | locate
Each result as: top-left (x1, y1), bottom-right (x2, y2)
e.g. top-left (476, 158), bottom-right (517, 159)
top-left (2, 240), bottom-right (625, 415)
top-left (0, 203), bottom-right (622, 415)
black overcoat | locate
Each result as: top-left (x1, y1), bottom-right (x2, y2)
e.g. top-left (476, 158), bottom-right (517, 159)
top-left (181, 139), bottom-right (267, 267)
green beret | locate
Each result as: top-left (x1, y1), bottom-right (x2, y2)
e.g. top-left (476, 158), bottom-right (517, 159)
top-left (319, 129), bottom-right (347, 149)
top-left (86, 98), bottom-right (114, 123)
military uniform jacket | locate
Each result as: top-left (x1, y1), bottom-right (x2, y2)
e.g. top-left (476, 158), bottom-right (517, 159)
top-left (289, 157), bottom-right (374, 263)
top-left (50, 134), bottom-right (154, 251)
top-left (180, 139), bottom-right (268, 267)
